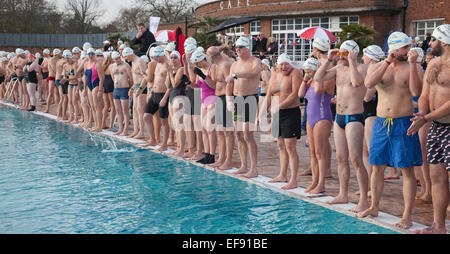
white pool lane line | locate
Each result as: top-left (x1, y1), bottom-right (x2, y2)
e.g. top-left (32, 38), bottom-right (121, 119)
top-left (0, 101), bottom-right (428, 234)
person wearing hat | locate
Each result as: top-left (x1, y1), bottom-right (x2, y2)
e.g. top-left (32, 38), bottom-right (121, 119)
top-left (121, 47), bottom-right (147, 140)
top-left (44, 49), bottom-right (61, 114)
top-left (101, 52), bottom-right (116, 130)
top-left (407, 24), bottom-right (450, 234)
top-left (12, 49), bottom-right (30, 110)
top-left (109, 51), bottom-right (133, 136)
top-left (358, 31), bottom-right (423, 230)
top-left (225, 36), bottom-right (262, 178)
top-left (83, 47), bottom-right (105, 132)
top-left (54, 49), bottom-right (70, 120)
top-left (205, 46), bottom-right (235, 169)
top-left (0, 57), bottom-right (7, 100)
top-left (61, 50), bottom-right (80, 125)
top-left (40, 49), bottom-right (51, 102)
top-left (296, 56), bottom-right (334, 195)
top-left (260, 53), bottom-right (302, 190)
top-left (315, 40), bottom-right (370, 213)
top-left (143, 46), bottom-right (171, 152)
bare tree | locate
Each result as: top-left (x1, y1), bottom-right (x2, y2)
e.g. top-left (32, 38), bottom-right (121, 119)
top-left (115, 7), bottom-right (149, 32)
top-left (64, 0), bottom-right (104, 33)
top-left (137, 0), bottom-right (197, 24)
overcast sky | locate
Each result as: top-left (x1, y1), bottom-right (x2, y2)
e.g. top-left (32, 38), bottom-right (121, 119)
top-left (53, 0), bottom-right (215, 26)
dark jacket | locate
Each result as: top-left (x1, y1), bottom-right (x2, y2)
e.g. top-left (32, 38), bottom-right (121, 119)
top-left (132, 29), bottom-right (156, 53)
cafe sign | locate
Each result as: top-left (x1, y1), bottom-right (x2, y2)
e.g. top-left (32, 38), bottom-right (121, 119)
top-left (220, 0), bottom-right (251, 10)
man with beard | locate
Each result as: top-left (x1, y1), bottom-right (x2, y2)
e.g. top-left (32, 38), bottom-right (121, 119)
top-left (358, 32), bottom-right (423, 230)
top-left (408, 24), bottom-right (450, 234)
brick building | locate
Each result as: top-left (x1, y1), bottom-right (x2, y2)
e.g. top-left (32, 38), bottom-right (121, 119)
top-left (160, 0), bottom-right (448, 62)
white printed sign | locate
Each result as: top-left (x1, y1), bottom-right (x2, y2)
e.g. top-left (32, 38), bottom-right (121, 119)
top-left (149, 17), bottom-right (160, 34)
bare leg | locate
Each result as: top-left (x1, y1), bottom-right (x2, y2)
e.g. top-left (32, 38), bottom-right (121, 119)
top-left (269, 138), bottom-right (289, 183)
top-left (394, 167), bottom-right (416, 229)
top-left (358, 165), bottom-right (386, 218)
top-left (282, 138), bottom-right (299, 190)
top-left (327, 123), bottom-right (350, 204)
top-left (310, 120), bottom-right (332, 194)
top-left (114, 99), bottom-right (124, 135)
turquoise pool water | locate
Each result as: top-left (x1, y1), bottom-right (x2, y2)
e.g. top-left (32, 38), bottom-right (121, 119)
top-left (0, 105), bottom-right (397, 234)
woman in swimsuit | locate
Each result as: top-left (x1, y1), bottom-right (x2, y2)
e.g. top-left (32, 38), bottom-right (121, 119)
top-left (24, 54), bottom-right (40, 111)
top-left (190, 50), bottom-right (218, 164)
top-left (84, 48), bottom-right (104, 132)
top-left (167, 51), bottom-right (188, 157)
top-left (63, 54), bottom-right (79, 124)
top-left (298, 58), bottom-right (334, 194)
top-left (102, 55), bottom-right (116, 129)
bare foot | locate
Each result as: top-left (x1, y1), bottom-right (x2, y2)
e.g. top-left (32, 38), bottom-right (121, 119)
top-left (190, 154), bottom-right (204, 161)
top-left (394, 218), bottom-right (413, 229)
top-left (241, 170), bottom-right (258, 178)
top-left (114, 129), bottom-right (123, 135)
top-left (211, 161), bottom-right (224, 168)
top-left (309, 186), bottom-right (325, 194)
top-left (145, 141), bottom-right (158, 147)
top-left (281, 182), bottom-right (298, 190)
top-left (183, 152), bottom-right (194, 159)
top-left (127, 132), bottom-right (138, 138)
top-left (414, 226), bottom-right (447, 234)
top-left (268, 175), bottom-right (288, 183)
top-left (218, 162), bottom-right (233, 171)
top-left (357, 207), bottom-right (379, 218)
top-left (349, 202), bottom-right (370, 213)
top-left (134, 133), bottom-right (145, 139)
top-left (158, 146), bottom-right (168, 152)
top-left (326, 195), bottom-right (348, 205)
top-left (304, 183), bottom-right (317, 193)
top-left (299, 168), bottom-right (312, 176)
top-left (233, 167), bottom-right (248, 175)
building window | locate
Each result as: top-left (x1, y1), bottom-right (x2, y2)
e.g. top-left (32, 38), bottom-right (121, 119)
top-left (339, 16), bottom-right (359, 28)
top-left (271, 17), bottom-right (330, 62)
top-left (415, 19), bottom-right (444, 41)
top-left (250, 20), bottom-right (261, 34)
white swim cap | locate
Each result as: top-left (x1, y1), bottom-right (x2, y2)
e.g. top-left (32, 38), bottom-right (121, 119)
top-left (81, 52), bottom-right (87, 59)
top-left (15, 48), bottom-right (25, 55)
top-left (111, 51), bottom-right (121, 60)
top-left (302, 57), bottom-right (320, 71)
top-left (431, 24), bottom-right (450, 45)
top-left (7, 52), bottom-right (15, 59)
top-left (152, 46), bottom-right (166, 58)
top-left (1, 57), bottom-right (7, 62)
top-left (35, 53), bottom-right (42, 59)
top-left (62, 50), bottom-right (72, 58)
top-left (235, 37), bottom-right (250, 48)
top-left (140, 55), bottom-right (149, 63)
top-left (261, 59), bottom-right (270, 68)
top-left (277, 53), bottom-right (292, 65)
top-left (72, 47), bottom-right (82, 54)
top-left (119, 44), bottom-right (126, 50)
top-left (185, 44), bottom-right (197, 54)
top-left (165, 42), bottom-right (176, 52)
top-left (118, 40), bottom-right (123, 45)
top-left (410, 47), bottom-right (424, 63)
top-left (95, 49), bottom-right (103, 56)
top-left (24, 50), bottom-right (30, 56)
top-left (83, 42), bottom-right (92, 51)
top-left (363, 45), bottom-right (385, 62)
top-left (190, 50), bottom-right (206, 64)
top-left (0, 51), bottom-right (6, 57)
top-left (197, 46), bottom-right (205, 53)
top-left (103, 52), bottom-right (111, 58)
top-left (122, 47), bottom-right (134, 57)
top-left (388, 32), bottom-right (411, 51)
top-left (313, 37), bottom-right (330, 52)
top-left (53, 48), bottom-right (62, 55)
top-left (184, 37), bottom-right (197, 48)
top-left (170, 50), bottom-right (181, 59)
top-left (414, 36), bottom-right (420, 42)
top-left (87, 48), bottom-right (95, 55)
top-left (340, 40), bottom-right (360, 54)
top-left (103, 40), bottom-right (110, 44)
top-left (43, 49), bottom-right (50, 55)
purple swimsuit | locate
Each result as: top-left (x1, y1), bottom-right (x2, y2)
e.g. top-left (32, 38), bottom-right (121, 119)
top-left (197, 76), bottom-right (217, 107)
top-left (305, 85), bottom-right (333, 128)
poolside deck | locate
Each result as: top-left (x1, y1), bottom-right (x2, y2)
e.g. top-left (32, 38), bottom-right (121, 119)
top-left (35, 102), bottom-right (450, 231)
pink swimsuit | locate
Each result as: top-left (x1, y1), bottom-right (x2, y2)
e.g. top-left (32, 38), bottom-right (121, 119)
top-left (197, 67), bottom-right (217, 107)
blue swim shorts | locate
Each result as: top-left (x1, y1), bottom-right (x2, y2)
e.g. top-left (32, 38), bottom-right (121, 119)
top-left (369, 116), bottom-right (422, 168)
top-left (113, 88), bottom-right (130, 100)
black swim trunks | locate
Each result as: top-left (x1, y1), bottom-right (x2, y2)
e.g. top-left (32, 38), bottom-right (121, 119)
top-left (233, 94), bottom-right (259, 123)
top-left (0, 76), bottom-right (4, 84)
top-left (216, 95), bottom-right (234, 128)
top-left (145, 92), bottom-right (169, 119)
top-left (42, 72), bottom-right (49, 80)
top-left (104, 74), bottom-right (114, 93)
top-left (363, 95), bottom-right (377, 120)
top-left (427, 121), bottom-right (450, 171)
top-left (335, 113), bottom-right (365, 129)
top-left (184, 87), bottom-right (201, 116)
top-left (272, 107), bottom-right (302, 139)
top-left (61, 81), bottom-right (69, 95)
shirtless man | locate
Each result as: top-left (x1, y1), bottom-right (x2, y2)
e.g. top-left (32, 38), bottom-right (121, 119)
top-left (262, 54), bottom-right (302, 189)
top-left (225, 37), bottom-right (262, 178)
top-left (206, 46), bottom-right (234, 170)
top-left (44, 49), bottom-right (61, 114)
top-left (13, 49), bottom-right (29, 110)
top-left (123, 47), bottom-right (147, 140)
top-left (142, 48), bottom-right (161, 144)
top-left (0, 57), bottom-right (6, 100)
top-left (315, 40), bottom-right (369, 213)
top-left (110, 51), bottom-right (133, 136)
top-left (358, 32), bottom-right (423, 229)
top-left (56, 50), bottom-right (70, 121)
top-left (408, 24), bottom-right (450, 234)
top-left (40, 49), bottom-right (51, 104)
top-left (143, 46), bottom-right (172, 152)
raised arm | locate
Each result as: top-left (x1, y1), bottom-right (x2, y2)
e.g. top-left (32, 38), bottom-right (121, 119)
top-left (348, 51), bottom-right (367, 87)
top-left (315, 49), bottom-right (338, 82)
top-left (365, 51), bottom-right (396, 89)
top-left (407, 50), bottom-right (424, 97)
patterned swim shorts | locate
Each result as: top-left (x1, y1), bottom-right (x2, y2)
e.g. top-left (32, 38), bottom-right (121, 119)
top-left (427, 121), bottom-right (450, 171)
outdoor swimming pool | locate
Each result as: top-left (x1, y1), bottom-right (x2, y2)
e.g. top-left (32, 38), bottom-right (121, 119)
top-left (0, 105), bottom-right (397, 234)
